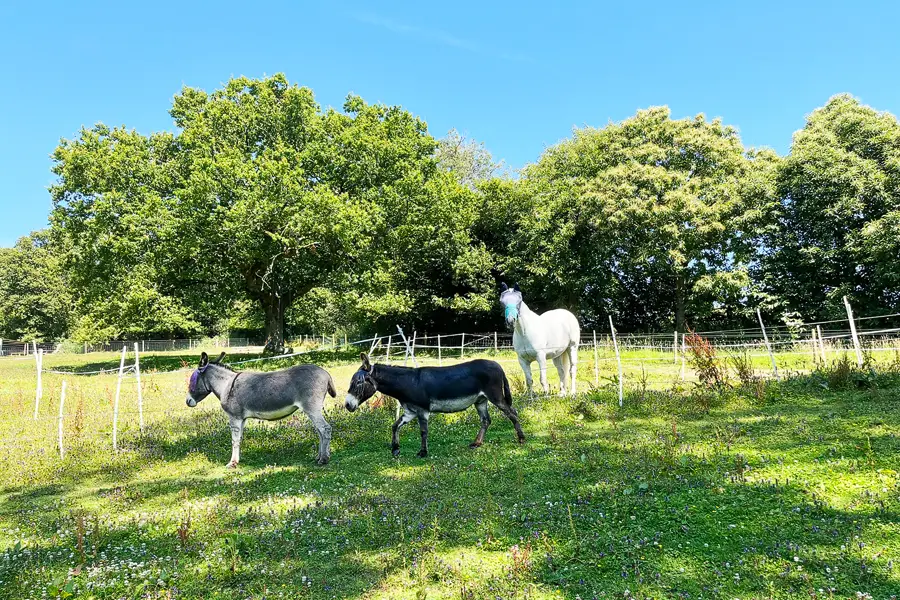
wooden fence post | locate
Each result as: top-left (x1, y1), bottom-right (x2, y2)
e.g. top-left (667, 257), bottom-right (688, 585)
top-left (460, 333), bottom-right (465, 359)
top-left (494, 331), bottom-right (498, 353)
top-left (593, 330), bottom-right (599, 386)
top-left (58, 381), bottom-right (67, 458)
top-left (756, 308), bottom-right (779, 379)
top-left (385, 336), bottom-right (392, 363)
top-left (112, 345), bottom-right (126, 451)
top-left (608, 317), bottom-right (623, 407)
top-left (134, 342), bottom-right (144, 432)
top-left (0, 338), bottom-right (3, 357)
top-left (437, 334), bottom-right (443, 366)
top-left (680, 334), bottom-right (686, 381)
top-left (843, 296), bottom-right (863, 367)
top-left (817, 325), bottom-right (827, 363)
top-left (33, 349), bottom-right (43, 419)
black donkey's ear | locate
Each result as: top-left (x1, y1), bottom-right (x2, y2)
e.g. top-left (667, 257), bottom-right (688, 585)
top-left (360, 352), bottom-right (371, 371)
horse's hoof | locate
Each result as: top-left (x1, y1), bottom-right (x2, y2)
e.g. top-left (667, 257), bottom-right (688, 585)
top-left (416, 450), bottom-right (428, 458)
top-left (469, 442), bottom-right (483, 449)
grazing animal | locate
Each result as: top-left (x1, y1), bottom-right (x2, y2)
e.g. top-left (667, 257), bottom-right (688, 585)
top-left (185, 352), bottom-right (336, 467)
top-left (500, 282), bottom-right (580, 396)
top-left (344, 353), bottom-right (525, 457)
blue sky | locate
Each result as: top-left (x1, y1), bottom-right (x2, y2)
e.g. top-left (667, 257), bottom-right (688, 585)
top-left (2, 0), bottom-right (899, 246)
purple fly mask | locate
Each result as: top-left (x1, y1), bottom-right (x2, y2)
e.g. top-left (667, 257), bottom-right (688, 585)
top-left (189, 370), bottom-right (200, 392)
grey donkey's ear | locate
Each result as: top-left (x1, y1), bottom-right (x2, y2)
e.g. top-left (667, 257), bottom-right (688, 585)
top-left (500, 282), bottom-right (508, 292)
top-left (360, 352), bottom-right (371, 371)
top-left (212, 351), bottom-right (226, 364)
top-left (199, 352), bottom-right (209, 367)
top-left (513, 283), bottom-right (521, 292)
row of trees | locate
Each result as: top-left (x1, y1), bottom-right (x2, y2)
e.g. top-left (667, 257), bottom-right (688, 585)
top-left (2, 75), bottom-right (898, 348)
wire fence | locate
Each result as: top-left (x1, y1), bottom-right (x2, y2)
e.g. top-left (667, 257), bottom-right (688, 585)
top-left (5, 301), bottom-right (900, 457)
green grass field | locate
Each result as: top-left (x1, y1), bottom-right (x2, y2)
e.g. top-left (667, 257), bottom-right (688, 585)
top-left (0, 344), bottom-right (898, 599)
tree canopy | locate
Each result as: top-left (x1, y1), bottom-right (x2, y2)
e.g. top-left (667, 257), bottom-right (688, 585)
top-left (3, 83), bottom-right (899, 343)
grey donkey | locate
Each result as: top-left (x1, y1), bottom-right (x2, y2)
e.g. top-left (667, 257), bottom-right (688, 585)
top-left (186, 352), bottom-right (337, 467)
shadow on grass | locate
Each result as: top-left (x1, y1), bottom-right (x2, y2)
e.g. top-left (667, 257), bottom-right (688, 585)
top-left (46, 348), bottom-right (365, 376)
top-left (1, 388), bottom-right (899, 598)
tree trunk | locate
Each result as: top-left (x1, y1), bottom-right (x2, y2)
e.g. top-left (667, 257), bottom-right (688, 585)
top-left (262, 294), bottom-right (287, 354)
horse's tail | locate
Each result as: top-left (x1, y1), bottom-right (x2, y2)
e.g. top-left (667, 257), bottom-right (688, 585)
top-left (326, 374), bottom-right (337, 398)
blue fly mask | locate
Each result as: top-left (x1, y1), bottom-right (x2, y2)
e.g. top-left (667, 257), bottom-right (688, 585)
top-left (504, 304), bottom-right (519, 320)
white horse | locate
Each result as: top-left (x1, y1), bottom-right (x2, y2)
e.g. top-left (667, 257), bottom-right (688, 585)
top-left (499, 283), bottom-right (580, 396)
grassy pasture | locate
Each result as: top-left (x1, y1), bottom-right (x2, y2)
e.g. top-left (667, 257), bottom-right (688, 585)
top-left (0, 344), bottom-right (898, 599)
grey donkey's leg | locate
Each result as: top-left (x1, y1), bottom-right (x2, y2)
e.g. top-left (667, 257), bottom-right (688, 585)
top-left (302, 398), bottom-right (332, 465)
top-left (391, 407), bottom-right (417, 457)
top-left (416, 411), bottom-right (430, 458)
top-left (470, 398), bottom-right (491, 448)
top-left (227, 415), bottom-right (245, 468)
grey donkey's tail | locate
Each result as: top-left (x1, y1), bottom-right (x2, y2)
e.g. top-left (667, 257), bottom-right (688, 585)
top-left (326, 374), bottom-right (337, 398)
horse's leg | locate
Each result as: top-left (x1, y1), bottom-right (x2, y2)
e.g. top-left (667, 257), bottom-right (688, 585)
top-left (391, 407), bottom-right (417, 457)
top-left (305, 409), bottom-right (332, 465)
top-left (553, 354), bottom-right (568, 397)
top-left (517, 355), bottom-right (534, 396)
top-left (416, 411), bottom-right (430, 458)
top-left (536, 352), bottom-right (550, 395)
top-left (568, 344), bottom-right (579, 395)
top-left (470, 398), bottom-right (491, 448)
top-left (227, 415), bottom-right (245, 468)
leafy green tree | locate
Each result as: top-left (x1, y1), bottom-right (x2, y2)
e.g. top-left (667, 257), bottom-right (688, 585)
top-left (485, 107), bottom-right (773, 332)
top-left (51, 75), bottom-right (495, 347)
top-left (0, 231), bottom-right (72, 341)
top-left (435, 129), bottom-right (502, 189)
top-left (761, 95), bottom-right (900, 320)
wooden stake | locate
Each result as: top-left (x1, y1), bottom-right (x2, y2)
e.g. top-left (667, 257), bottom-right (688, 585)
top-left (33, 349), bottom-right (43, 419)
top-left (843, 296), bottom-right (863, 367)
top-left (437, 334), bottom-right (443, 366)
top-left (386, 336), bottom-right (392, 364)
top-left (680, 334), bottom-right (686, 381)
top-left (494, 331), bottom-right (498, 353)
top-left (593, 330), bottom-right (599, 386)
top-left (112, 346), bottom-right (126, 451)
top-left (460, 333), bottom-right (465, 359)
top-left (673, 330), bottom-right (678, 364)
top-left (756, 308), bottom-right (779, 379)
top-left (817, 325), bottom-right (827, 363)
top-left (58, 381), bottom-right (67, 458)
top-left (134, 343), bottom-right (144, 432)
top-left (609, 316), bottom-right (623, 407)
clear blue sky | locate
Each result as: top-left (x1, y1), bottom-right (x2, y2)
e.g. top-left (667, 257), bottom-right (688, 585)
top-left (2, 0), bottom-right (899, 247)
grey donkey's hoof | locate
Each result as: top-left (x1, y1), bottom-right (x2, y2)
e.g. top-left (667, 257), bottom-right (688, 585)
top-left (391, 448), bottom-right (401, 458)
top-left (226, 460), bottom-right (239, 469)
top-left (316, 455), bottom-right (330, 466)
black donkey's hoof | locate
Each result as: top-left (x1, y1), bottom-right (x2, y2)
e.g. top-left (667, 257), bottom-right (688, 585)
top-left (416, 450), bottom-right (428, 458)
